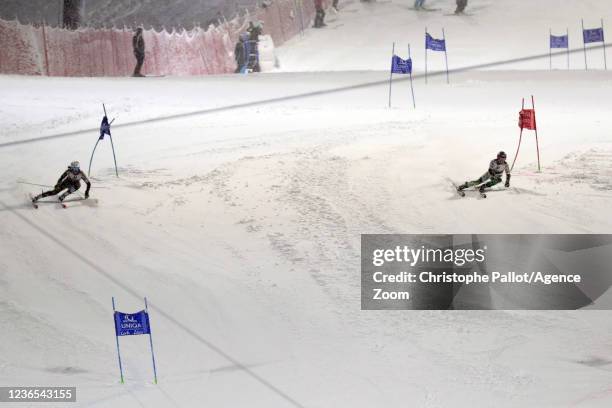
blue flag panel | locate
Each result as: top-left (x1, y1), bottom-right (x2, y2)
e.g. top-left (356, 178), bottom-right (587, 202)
top-left (391, 55), bottom-right (412, 74)
top-left (114, 310), bottom-right (150, 336)
top-left (425, 33), bottom-right (446, 51)
top-left (550, 35), bottom-right (568, 49)
top-left (583, 27), bottom-right (604, 43)
top-left (100, 116), bottom-right (111, 140)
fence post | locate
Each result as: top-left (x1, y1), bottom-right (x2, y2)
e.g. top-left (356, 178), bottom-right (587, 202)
top-left (41, 20), bottom-right (50, 76)
top-left (276, 1), bottom-right (286, 44)
top-left (109, 27), bottom-right (116, 76)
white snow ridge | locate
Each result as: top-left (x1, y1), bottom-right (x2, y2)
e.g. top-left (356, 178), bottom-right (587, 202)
top-left (1, 1), bottom-right (612, 407)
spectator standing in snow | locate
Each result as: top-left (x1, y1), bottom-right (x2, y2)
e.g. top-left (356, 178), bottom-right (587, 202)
top-left (332, 0), bottom-right (339, 12)
top-left (247, 21), bottom-right (263, 42)
top-left (246, 21), bottom-right (263, 72)
top-left (132, 27), bottom-right (145, 77)
top-left (314, 0), bottom-right (326, 28)
top-left (414, 0), bottom-right (426, 10)
top-left (234, 33), bottom-right (247, 73)
top-left (455, 0), bottom-right (468, 14)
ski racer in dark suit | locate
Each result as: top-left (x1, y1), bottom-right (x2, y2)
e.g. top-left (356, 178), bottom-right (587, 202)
top-left (32, 161), bottom-right (91, 202)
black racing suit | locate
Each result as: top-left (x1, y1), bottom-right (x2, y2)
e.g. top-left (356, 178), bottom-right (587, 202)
top-left (36, 169), bottom-right (91, 201)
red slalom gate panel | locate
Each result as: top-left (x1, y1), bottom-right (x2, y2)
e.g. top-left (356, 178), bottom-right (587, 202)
top-left (518, 109), bottom-right (537, 130)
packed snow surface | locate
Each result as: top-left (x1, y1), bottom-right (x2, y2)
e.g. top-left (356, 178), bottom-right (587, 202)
top-left (2, 1), bottom-right (612, 407)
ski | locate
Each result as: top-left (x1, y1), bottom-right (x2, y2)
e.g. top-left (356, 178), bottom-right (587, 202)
top-left (448, 180), bottom-right (490, 198)
top-left (444, 12), bottom-right (474, 16)
top-left (448, 180), bottom-right (466, 197)
top-left (28, 196), bottom-right (96, 208)
top-left (28, 194), bottom-right (39, 209)
top-left (61, 197), bottom-right (99, 208)
top-left (409, 7), bottom-right (441, 12)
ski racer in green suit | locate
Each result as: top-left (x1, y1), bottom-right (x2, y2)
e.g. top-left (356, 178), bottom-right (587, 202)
top-left (458, 151), bottom-right (511, 194)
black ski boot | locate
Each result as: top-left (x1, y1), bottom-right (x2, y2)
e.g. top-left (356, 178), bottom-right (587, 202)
top-left (479, 185), bottom-right (487, 198)
top-left (456, 182), bottom-right (468, 197)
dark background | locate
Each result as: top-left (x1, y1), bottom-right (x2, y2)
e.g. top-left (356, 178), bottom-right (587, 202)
top-left (0, 0), bottom-right (261, 29)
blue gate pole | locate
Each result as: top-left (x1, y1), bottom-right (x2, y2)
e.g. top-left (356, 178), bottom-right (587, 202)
top-left (582, 19), bottom-right (588, 70)
top-left (88, 139), bottom-right (101, 177)
top-left (424, 27), bottom-right (428, 84)
top-left (408, 44), bottom-right (416, 109)
top-left (103, 103), bottom-right (119, 177)
top-left (144, 297), bottom-right (158, 384)
top-left (549, 28), bottom-right (552, 70)
top-left (602, 19), bottom-right (607, 70)
top-left (442, 28), bottom-right (450, 84)
top-left (112, 297), bottom-right (125, 384)
top-left (388, 42), bottom-right (395, 108)
top-left (109, 134), bottom-right (119, 177)
top-left (567, 28), bottom-right (570, 70)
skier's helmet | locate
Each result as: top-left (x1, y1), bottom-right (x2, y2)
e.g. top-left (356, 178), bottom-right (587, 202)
top-left (69, 161), bottom-right (80, 174)
top-left (497, 151), bottom-right (507, 161)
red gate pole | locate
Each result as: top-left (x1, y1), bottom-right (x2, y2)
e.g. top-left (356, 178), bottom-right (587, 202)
top-left (510, 98), bottom-right (525, 172)
top-left (532, 95), bottom-right (541, 172)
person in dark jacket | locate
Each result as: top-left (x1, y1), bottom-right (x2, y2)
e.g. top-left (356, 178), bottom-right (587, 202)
top-left (246, 22), bottom-right (262, 72)
top-left (455, 0), bottom-right (468, 14)
top-left (314, 0), bottom-right (326, 28)
top-left (132, 27), bottom-right (145, 77)
top-left (247, 21), bottom-right (263, 42)
top-left (234, 33), bottom-right (248, 73)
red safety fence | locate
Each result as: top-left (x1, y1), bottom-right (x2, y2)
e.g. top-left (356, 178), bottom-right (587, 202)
top-left (0, 0), bottom-right (316, 77)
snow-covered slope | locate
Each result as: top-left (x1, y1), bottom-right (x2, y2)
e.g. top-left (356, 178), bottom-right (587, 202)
top-left (2, 70), bottom-right (612, 407)
top-left (277, 0), bottom-right (611, 71)
top-left (2, 1), bottom-right (612, 407)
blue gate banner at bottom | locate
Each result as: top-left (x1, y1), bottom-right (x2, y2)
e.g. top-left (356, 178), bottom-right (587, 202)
top-left (114, 310), bottom-right (150, 336)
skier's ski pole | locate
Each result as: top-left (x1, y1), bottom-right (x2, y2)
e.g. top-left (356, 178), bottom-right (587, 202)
top-left (18, 181), bottom-right (108, 190)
